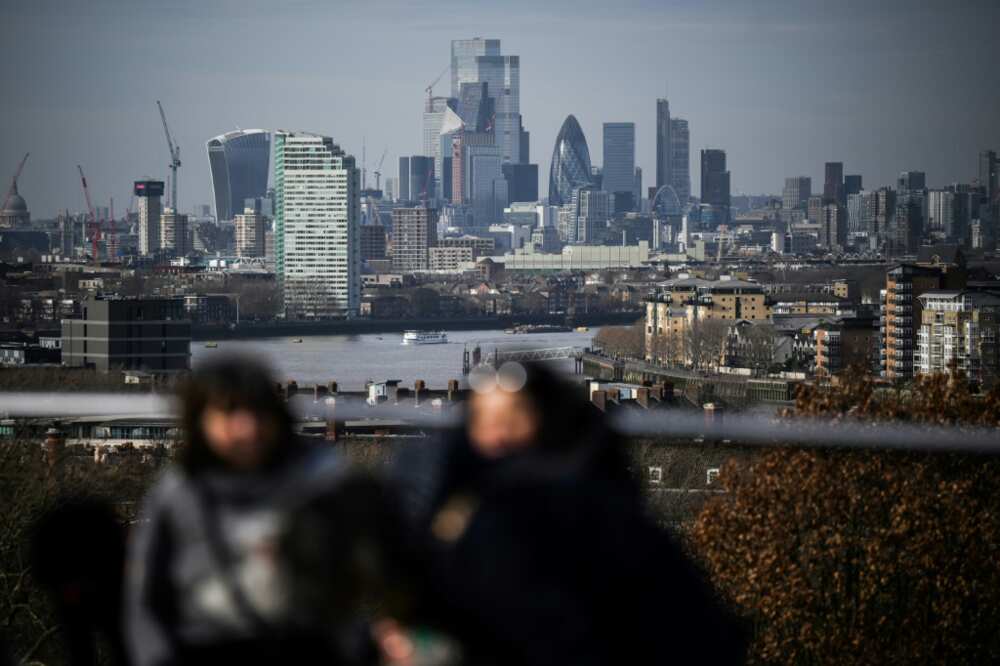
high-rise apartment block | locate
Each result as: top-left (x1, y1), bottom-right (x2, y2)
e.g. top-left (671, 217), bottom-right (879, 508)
top-left (274, 131), bottom-right (360, 319)
top-left (159, 208), bottom-right (189, 257)
top-left (916, 289), bottom-right (1000, 384)
top-left (391, 206), bottom-right (438, 272)
top-left (233, 206), bottom-right (266, 257)
top-left (134, 180), bottom-right (164, 257)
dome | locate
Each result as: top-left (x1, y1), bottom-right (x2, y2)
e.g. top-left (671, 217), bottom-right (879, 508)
top-left (3, 192), bottom-right (27, 214)
top-left (548, 115), bottom-right (593, 206)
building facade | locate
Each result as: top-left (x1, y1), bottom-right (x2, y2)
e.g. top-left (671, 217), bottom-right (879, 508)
top-left (274, 131), bottom-right (360, 319)
top-left (391, 206), bottom-right (438, 272)
top-left (134, 180), bottom-right (164, 257)
top-left (234, 206), bottom-right (266, 257)
top-left (916, 289), bottom-right (1000, 384)
top-left (206, 129), bottom-right (271, 222)
top-left (602, 122), bottom-right (637, 211)
top-left (61, 298), bottom-right (190, 372)
top-left (783, 176), bottom-right (811, 211)
top-left (159, 208), bottom-right (189, 257)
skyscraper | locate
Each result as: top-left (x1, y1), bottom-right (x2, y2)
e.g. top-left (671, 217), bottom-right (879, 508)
top-left (823, 162), bottom-right (844, 205)
top-left (159, 208), bottom-right (189, 257)
top-left (700, 149), bottom-right (730, 225)
top-left (669, 118), bottom-right (690, 204)
top-left (783, 176), bottom-right (811, 211)
top-left (844, 174), bottom-right (863, 197)
top-left (655, 98), bottom-right (671, 190)
top-left (502, 163), bottom-right (538, 203)
top-left (424, 96), bottom-right (458, 199)
top-left (274, 131), bottom-right (360, 319)
top-left (409, 156), bottom-right (435, 203)
top-left (548, 115), bottom-right (593, 206)
top-left (398, 157), bottom-right (410, 202)
top-left (450, 38), bottom-right (525, 165)
top-left (980, 150), bottom-right (998, 201)
top-left (898, 171), bottom-right (926, 192)
top-left (206, 129), bottom-right (271, 222)
top-left (602, 122), bottom-right (636, 212)
top-left (134, 180), bottom-right (164, 257)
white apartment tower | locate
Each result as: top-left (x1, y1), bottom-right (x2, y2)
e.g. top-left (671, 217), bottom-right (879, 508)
top-left (234, 206), bottom-right (266, 257)
top-left (274, 131), bottom-right (360, 319)
top-left (134, 179), bottom-right (164, 257)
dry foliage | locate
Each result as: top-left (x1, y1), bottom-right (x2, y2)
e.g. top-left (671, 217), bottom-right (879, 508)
top-left (691, 371), bottom-right (1000, 664)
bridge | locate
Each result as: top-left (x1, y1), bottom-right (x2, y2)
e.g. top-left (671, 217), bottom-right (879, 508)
top-left (463, 344), bottom-right (588, 374)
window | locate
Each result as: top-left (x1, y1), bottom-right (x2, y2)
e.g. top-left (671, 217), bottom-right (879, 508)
top-left (648, 466), bottom-right (663, 485)
top-left (707, 468), bottom-right (721, 485)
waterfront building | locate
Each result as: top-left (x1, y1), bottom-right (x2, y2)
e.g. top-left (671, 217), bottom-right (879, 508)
top-left (206, 129), bottom-right (271, 222)
top-left (233, 205), bottom-right (266, 257)
top-left (391, 206), bottom-right (438, 272)
top-left (274, 131), bottom-right (360, 319)
top-left (61, 297), bottom-right (190, 372)
top-left (916, 289), bottom-right (1000, 383)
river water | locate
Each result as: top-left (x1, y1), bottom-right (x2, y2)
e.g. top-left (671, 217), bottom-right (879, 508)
top-left (191, 328), bottom-right (600, 389)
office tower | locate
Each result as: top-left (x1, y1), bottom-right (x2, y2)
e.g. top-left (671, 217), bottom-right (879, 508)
top-left (457, 81), bottom-right (494, 132)
top-left (844, 174), bottom-right (863, 197)
top-left (655, 98), bottom-right (671, 190)
top-left (669, 117), bottom-right (690, 204)
top-left (360, 223), bottom-right (387, 261)
top-left (889, 201), bottom-right (923, 256)
top-left (233, 205), bottom-right (266, 257)
top-left (160, 208), bottom-right (189, 256)
top-left (602, 122), bottom-right (636, 212)
top-left (927, 190), bottom-right (956, 238)
top-left (823, 162), bottom-right (844, 204)
top-left (391, 206), bottom-right (438, 272)
top-left (206, 129), bottom-right (271, 222)
top-left (502, 163), bottom-right (538, 203)
top-left (898, 171), bottom-right (926, 192)
top-left (134, 180), bottom-right (164, 256)
top-left (806, 195), bottom-right (824, 225)
top-left (384, 177), bottom-right (395, 202)
top-left (574, 187), bottom-right (611, 244)
top-left (461, 137), bottom-right (506, 226)
top-left (424, 96), bottom-right (458, 199)
top-left (409, 156), bottom-right (435, 203)
top-left (783, 176), bottom-right (811, 211)
top-left (980, 150), bottom-right (998, 201)
top-left (398, 157), bottom-right (410, 201)
top-left (700, 149), bottom-right (730, 225)
top-left (548, 115), bottom-right (593, 206)
top-left (273, 131), bottom-right (360, 319)
top-left (634, 167), bottom-right (643, 208)
top-left (847, 191), bottom-right (869, 235)
top-left (873, 187), bottom-right (897, 239)
top-left (819, 203), bottom-right (845, 251)
top-left (450, 39), bottom-right (523, 164)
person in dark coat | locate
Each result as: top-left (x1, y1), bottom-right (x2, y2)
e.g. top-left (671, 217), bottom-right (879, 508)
top-left (392, 362), bottom-right (746, 665)
top-left (123, 357), bottom-right (374, 666)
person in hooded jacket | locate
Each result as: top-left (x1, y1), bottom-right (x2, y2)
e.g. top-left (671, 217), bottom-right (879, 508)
top-left (124, 357), bottom-right (374, 666)
top-left (391, 362), bottom-right (746, 666)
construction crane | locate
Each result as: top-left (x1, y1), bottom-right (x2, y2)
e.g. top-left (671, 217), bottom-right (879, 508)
top-left (77, 165), bottom-right (100, 261)
top-left (2, 152), bottom-right (29, 212)
top-left (156, 100), bottom-right (181, 210)
top-left (425, 64), bottom-right (449, 103)
top-left (373, 148), bottom-right (388, 192)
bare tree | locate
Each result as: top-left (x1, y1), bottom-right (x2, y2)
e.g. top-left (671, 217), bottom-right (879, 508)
top-left (685, 317), bottom-right (730, 371)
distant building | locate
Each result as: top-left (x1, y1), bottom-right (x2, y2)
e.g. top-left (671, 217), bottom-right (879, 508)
top-left (819, 203), bottom-right (846, 252)
top-left (844, 174), bottom-right (863, 197)
top-left (408, 156), bottom-right (435, 204)
top-left (135, 180), bottom-right (164, 257)
top-left (159, 208), bottom-right (190, 257)
top-left (501, 163), bottom-right (538, 205)
top-left (360, 224), bottom-right (387, 262)
top-left (602, 122), bottom-right (637, 211)
top-left (391, 206), bottom-right (438, 272)
top-left (61, 297), bottom-right (191, 372)
top-left (0, 181), bottom-right (29, 229)
top-left (783, 176), bottom-right (811, 211)
top-left (700, 149), bottom-right (730, 226)
top-left (814, 318), bottom-right (877, 376)
top-left (206, 129), bottom-right (271, 222)
top-left (548, 115), bottom-right (593, 206)
top-left (669, 117), bottom-right (690, 204)
top-left (423, 96), bottom-right (458, 199)
top-left (398, 157), bottom-right (410, 202)
top-left (274, 131), bottom-right (360, 319)
top-left (916, 289), bottom-right (1000, 384)
top-left (233, 206), bottom-right (266, 257)
top-left (823, 162), bottom-right (844, 205)
top-left (655, 98), bottom-right (671, 191)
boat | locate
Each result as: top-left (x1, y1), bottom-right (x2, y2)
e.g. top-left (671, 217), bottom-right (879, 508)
top-left (204, 342), bottom-right (218, 349)
top-left (402, 330), bottom-right (448, 345)
top-left (507, 324), bottom-right (573, 335)
top-left (291, 338), bottom-right (303, 344)
top-left (575, 326), bottom-right (590, 333)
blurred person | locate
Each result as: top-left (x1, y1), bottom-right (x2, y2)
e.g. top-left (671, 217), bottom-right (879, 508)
top-left (31, 496), bottom-right (128, 666)
top-left (392, 362), bottom-right (746, 665)
top-left (124, 357), bottom-right (376, 666)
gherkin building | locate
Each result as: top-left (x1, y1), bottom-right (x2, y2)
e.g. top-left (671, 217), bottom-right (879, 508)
top-left (548, 115), bottom-right (593, 206)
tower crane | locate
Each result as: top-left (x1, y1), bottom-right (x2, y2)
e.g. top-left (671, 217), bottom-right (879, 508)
top-left (425, 65), bottom-right (449, 104)
top-left (156, 100), bottom-right (181, 210)
top-left (77, 165), bottom-right (100, 261)
top-left (373, 148), bottom-right (388, 192)
top-left (2, 153), bottom-right (29, 212)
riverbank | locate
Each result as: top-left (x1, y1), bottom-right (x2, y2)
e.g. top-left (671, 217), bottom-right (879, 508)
top-left (192, 311), bottom-right (642, 341)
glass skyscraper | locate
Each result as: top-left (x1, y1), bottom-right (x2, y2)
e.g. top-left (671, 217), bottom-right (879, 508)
top-left (669, 118), bottom-right (690, 204)
top-left (549, 115), bottom-right (593, 207)
top-left (206, 129), bottom-right (271, 222)
top-left (602, 122), bottom-right (636, 211)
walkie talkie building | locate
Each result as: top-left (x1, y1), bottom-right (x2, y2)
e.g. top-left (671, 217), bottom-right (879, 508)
top-left (206, 129), bottom-right (271, 222)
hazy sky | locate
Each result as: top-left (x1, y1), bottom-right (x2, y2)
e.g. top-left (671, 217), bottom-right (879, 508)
top-left (2, 0), bottom-right (998, 219)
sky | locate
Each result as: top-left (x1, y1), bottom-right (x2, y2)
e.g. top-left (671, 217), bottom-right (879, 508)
top-left (1, 0), bottom-right (998, 219)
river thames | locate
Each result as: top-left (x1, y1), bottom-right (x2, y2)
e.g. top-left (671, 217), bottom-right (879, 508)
top-left (191, 328), bottom-right (600, 389)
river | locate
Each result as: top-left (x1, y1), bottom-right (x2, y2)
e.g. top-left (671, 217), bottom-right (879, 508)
top-left (191, 328), bottom-right (600, 389)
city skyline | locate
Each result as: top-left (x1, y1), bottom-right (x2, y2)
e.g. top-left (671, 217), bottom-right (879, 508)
top-left (2, 0), bottom-right (999, 218)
